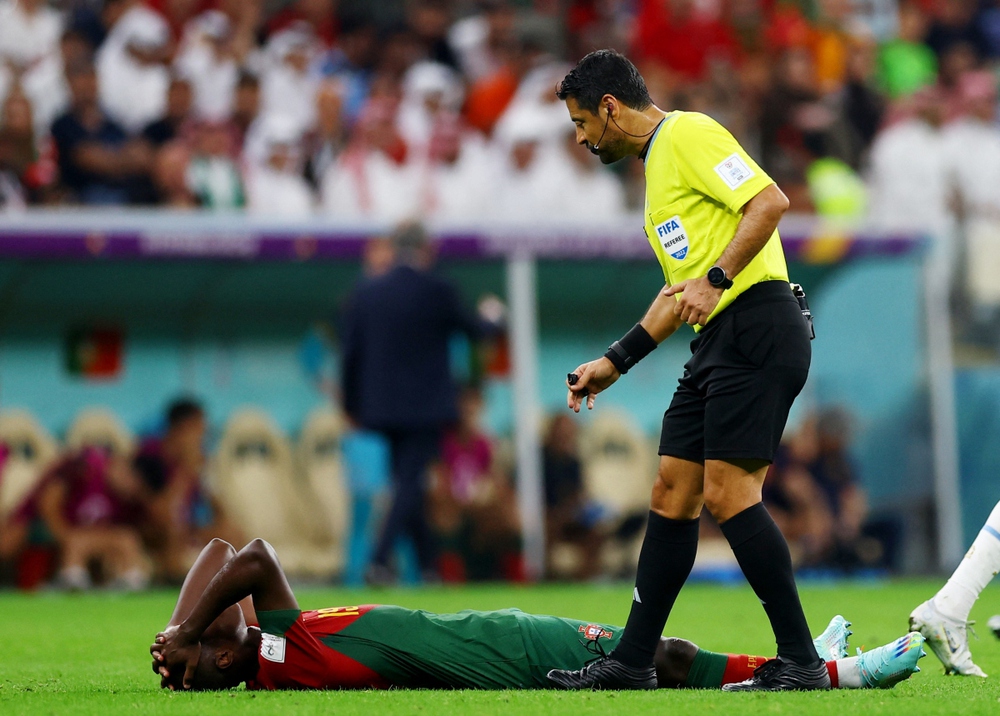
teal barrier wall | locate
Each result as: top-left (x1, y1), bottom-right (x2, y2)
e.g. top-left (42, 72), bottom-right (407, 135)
top-left (0, 255), bottom-right (949, 528)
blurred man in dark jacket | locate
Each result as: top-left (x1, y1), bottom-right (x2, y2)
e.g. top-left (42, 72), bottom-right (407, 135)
top-left (340, 222), bottom-right (487, 583)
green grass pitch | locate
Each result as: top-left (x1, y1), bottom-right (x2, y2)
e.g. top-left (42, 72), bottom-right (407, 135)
top-left (2, 579), bottom-right (999, 715)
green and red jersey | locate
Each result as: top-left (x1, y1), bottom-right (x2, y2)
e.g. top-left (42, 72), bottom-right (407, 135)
top-left (246, 605), bottom-right (623, 690)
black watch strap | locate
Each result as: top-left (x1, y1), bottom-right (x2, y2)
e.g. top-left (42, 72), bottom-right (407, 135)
top-left (707, 266), bottom-right (734, 289)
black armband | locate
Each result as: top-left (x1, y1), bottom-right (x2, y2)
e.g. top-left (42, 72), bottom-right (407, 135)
top-left (604, 324), bottom-right (658, 374)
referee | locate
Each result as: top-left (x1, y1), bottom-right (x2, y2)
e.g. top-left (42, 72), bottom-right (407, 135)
top-left (547, 50), bottom-right (826, 692)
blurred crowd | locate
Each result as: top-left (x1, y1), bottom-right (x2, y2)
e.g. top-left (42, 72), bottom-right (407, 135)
top-left (0, 0), bottom-right (998, 224)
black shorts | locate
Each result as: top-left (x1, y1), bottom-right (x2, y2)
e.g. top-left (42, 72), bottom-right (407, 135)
top-left (659, 280), bottom-right (811, 463)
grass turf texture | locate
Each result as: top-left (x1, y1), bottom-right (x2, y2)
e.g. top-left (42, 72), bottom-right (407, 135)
top-left (2, 580), bottom-right (999, 715)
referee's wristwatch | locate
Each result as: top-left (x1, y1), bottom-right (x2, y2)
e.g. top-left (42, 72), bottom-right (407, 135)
top-left (707, 266), bottom-right (733, 290)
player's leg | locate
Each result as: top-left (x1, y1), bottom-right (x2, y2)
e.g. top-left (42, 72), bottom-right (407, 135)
top-left (702, 340), bottom-right (826, 690)
top-left (104, 526), bottom-right (150, 591)
top-left (705, 458), bottom-right (823, 671)
top-left (666, 632), bottom-right (925, 690)
top-left (654, 614), bottom-right (850, 688)
top-left (909, 499), bottom-right (1000, 677)
top-left (370, 429), bottom-right (440, 580)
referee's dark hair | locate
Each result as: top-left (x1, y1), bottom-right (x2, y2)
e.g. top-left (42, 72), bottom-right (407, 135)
top-left (556, 49), bottom-right (652, 114)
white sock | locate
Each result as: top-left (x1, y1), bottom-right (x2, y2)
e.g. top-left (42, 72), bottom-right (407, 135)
top-left (833, 656), bottom-right (862, 688)
top-left (935, 500), bottom-right (1000, 622)
top-left (59, 565), bottom-right (91, 590)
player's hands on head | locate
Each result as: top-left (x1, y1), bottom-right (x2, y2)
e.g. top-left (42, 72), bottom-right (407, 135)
top-left (151, 625), bottom-right (202, 690)
top-left (663, 277), bottom-right (723, 326)
top-left (566, 357), bottom-right (620, 412)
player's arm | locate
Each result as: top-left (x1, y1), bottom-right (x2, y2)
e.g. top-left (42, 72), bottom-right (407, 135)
top-left (665, 184), bottom-right (789, 326)
top-left (567, 287), bottom-right (683, 412)
top-left (152, 539), bottom-right (253, 685)
top-left (155, 539), bottom-right (297, 689)
top-left (165, 538), bottom-right (257, 629)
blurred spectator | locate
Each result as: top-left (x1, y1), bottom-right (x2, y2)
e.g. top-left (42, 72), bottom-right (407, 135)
top-left (837, 34), bottom-right (885, 170)
top-left (230, 70), bottom-right (261, 147)
top-left (558, 127), bottom-right (627, 219)
top-left (258, 23), bottom-right (321, 137)
top-left (981, 0), bottom-right (1000, 57)
top-left (321, 98), bottom-right (419, 221)
top-left (542, 414), bottom-right (603, 580)
top-left (51, 61), bottom-right (152, 204)
top-left (398, 60), bottom-right (464, 154)
top-left (96, 2), bottom-right (172, 133)
top-left (314, 14), bottom-right (377, 124)
top-left (24, 446), bottom-right (148, 590)
top-left (244, 115), bottom-right (314, 215)
top-left (0, 0), bottom-right (67, 137)
top-left (878, 1), bottom-right (937, 99)
top-left (152, 140), bottom-right (196, 206)
top-left (134, 397), bottom-right (242, 582)
top-left (867, 86), bottom-right (950, 234)
top-left (340, 222), bottom-right (491, 585)
top-left (924, 0), bottom-right (989, 61)
top-left (943, 72), bottom-right (1000, 328)
top-left (448, 0), bottom-right (516, 82)
top-left (408, 0), bottom-right (460, 69)
top-left (937, 41), bottom-right (981, 118)
top-left (141, 75), bottom-right (193, 148)
top-left (493, 106), bottom-right (580, 221)
top-left (758, 47), bottom-right (836, 210)
top-left (174, 10), bottom-right (244, 122)
top-left (266, 0), bottom-right (337, 48)
top-left (374, 24), bottom-right (424, 82)
top-left (147, 0), bottom-right (214, 42)
top-left (945, 72), bottom-right (1000, 221)
top-left (304, 79), bottom-right (347, 189)
top-left (186, 120), bottom-right (244, 208)
top-left (809, 0), bottom-right (857, 95)
top-left (808, 408), bottom-right (870, 568)
top-left (767, 409), bottom-right (900, 572)
top-left (429, 386), bottom-right (521, 582)
top-left (0, 89), bottom-right (39, 209)
top-left (464, 32), bottom-right (552, 137)
top-left (764, 422), bottom-right (836, 567)
top-left (632, 0), bottom-right (741, 83)
top-left (416, 111), bottom-right (494, 221)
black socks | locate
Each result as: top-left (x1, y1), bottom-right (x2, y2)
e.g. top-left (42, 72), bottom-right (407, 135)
top-left (719, 502), bottom-right (820, 665)
top-left (611, 512), bottom-right (700, 668)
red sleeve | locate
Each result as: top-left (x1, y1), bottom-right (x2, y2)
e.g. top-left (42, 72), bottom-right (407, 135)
top-left (249, 614), bottom-right (333, 690)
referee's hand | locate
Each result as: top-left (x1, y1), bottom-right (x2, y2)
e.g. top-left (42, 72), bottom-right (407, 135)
top-left (663, 277), bottom-right (724, 326)
top-left (566, 357), bottom-right (620, 412)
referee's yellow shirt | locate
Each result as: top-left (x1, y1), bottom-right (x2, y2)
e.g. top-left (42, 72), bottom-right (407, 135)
top-left (643, 111), bottom-right (789, 329)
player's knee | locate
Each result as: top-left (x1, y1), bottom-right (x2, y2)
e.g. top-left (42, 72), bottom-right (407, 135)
top-left (702, 482), bottom-right (727, 517)
top-left (652, 468), bottom-right (703, 520)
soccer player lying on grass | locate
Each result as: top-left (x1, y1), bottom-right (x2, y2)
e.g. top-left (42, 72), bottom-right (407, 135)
top-left (151, 538), bottom-right (925, 692)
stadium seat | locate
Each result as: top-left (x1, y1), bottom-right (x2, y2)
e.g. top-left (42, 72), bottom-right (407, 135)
top-left (0, 411), bottom-right (59, 519)
top-left (294, 407), bottom-right (351, 578)
top-left (211, 408), bottom-right (330, 578)
top-left (579, 411), bottom-right (656, 577)
top-left (65, 408), bottom-right (135, 458)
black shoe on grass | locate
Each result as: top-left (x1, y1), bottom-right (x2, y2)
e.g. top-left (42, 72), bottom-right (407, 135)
top-left (722, 656), bottom-right (831, 692)
top-left (547, 656), bottom-right (658, 690)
